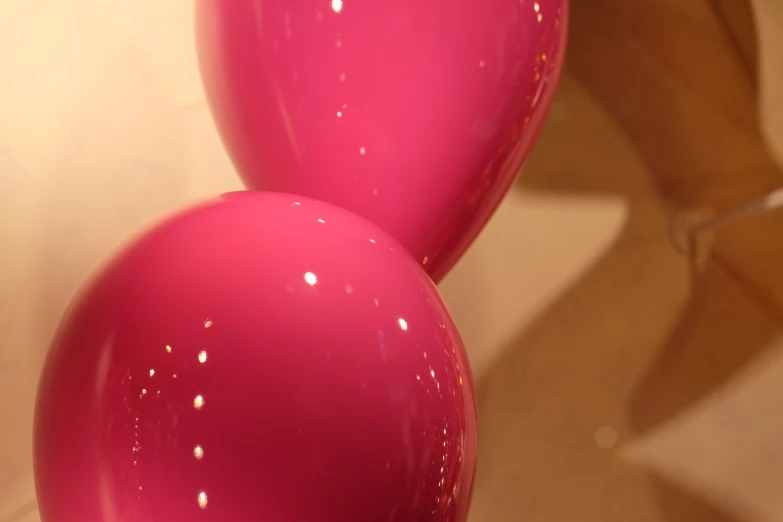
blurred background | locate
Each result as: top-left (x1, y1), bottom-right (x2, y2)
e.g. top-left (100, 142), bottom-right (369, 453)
top-left (2, 0), bottom-right (783, 520)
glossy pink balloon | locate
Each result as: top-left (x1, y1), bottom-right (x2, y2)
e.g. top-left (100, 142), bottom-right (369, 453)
top-left (34, 192), bottom-right (477, 522)
top-left (196, 0), bottom-right (568, 282)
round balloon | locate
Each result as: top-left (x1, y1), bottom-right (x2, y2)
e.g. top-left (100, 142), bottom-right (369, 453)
top-left (34, 192), bottom-right (477, 522)
top-left (196, 0), bottom-right (569, 282)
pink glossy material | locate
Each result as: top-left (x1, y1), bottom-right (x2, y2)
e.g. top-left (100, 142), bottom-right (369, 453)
top-left (34, 192), bottom-right (477, 522)
top-left (196, 0), bottom-right (568, 282)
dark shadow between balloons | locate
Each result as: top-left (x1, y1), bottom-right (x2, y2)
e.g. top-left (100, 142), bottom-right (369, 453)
top-left (470, 0), bottom-right (783, 521)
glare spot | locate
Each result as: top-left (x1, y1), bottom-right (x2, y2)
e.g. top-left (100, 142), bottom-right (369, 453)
top-left (534, 2), bottom-right (540, 11)
top-left (317, 218), bottom-right (325, 223)
top-left (337, 111), bottom-right (342, 118)
top-left (398, 317), bottom-right (408, 331)
top-left (430, 369), bottom-right (435, 378)
top-left (198, 351), bottom-right (207, 364)
top-left (537, 13), bottom-right (543, 22)
top-left (359, 146), bottom-right (366, 155)
top-left (479, 60), bottom-right (485, 68)
top-left (198, 491), bottom-right (208, 508)
top-left (141, 388), bottom-right (147, 395)
top-left (304, 272), bottom-right (318, 286)
top-left (595, 426), bottom-right (618, 449)
top-left (369, 239), bottom-right (376, 244)
top-left (194, 395), bottom-right (205, 410)
top-left (416, 374), bottom-right (421, 380)
top-left (194, 445), bottom-right (204, 460)
top-left (165, 345), bottom-right (172, 353)
top-left (149, 369), bottom-right (155, 377)
top-left (331, 0), bottom-right (343, 13)
top-left (204, 319), bottom-right (213, 329)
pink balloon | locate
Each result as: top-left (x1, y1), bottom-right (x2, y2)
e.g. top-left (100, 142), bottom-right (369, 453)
top-left (196, 0), bottom-right (568, 282)
top-left (34, 192), bottom-right (477, 522)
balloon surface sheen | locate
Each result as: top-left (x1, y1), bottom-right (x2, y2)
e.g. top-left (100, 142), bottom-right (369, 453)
top-left (34, 192), bottom-right (477, 522)
top-left (196, 0), bottom-right (569, 282)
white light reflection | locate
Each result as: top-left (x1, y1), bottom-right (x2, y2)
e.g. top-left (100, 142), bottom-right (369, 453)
top-left (304, 272), bottom-right (318, 286)
top-left (198, 351), bottom-right (207, 364)
top-left (194, 395), bottom-right (205, 410)
top-left (198, 491), bottom-right (208, 508)
top-left (398, 317), bottom-right (408, 331)
top-left (194, 445), bottom-right (204, 460)
top-left (331, 0), bottom-right (343, 13)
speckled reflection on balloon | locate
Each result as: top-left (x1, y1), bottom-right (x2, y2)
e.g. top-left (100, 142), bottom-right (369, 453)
top-left (196, 0), bottom-right (569, 283)
top-left (34, 192), bottom-right (477, 522)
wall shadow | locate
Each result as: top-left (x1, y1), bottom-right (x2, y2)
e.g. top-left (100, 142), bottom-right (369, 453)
top-left (472, 0), bottom-right (783, 520)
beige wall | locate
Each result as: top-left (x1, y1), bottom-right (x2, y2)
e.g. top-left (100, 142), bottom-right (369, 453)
top-left (1, 1), bottom-right (783, 521)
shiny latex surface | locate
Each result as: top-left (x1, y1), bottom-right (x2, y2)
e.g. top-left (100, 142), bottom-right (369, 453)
top-left (33, 192), bottom-right (477, 522)
top-left (196, 0), bottom-right (568, 283)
